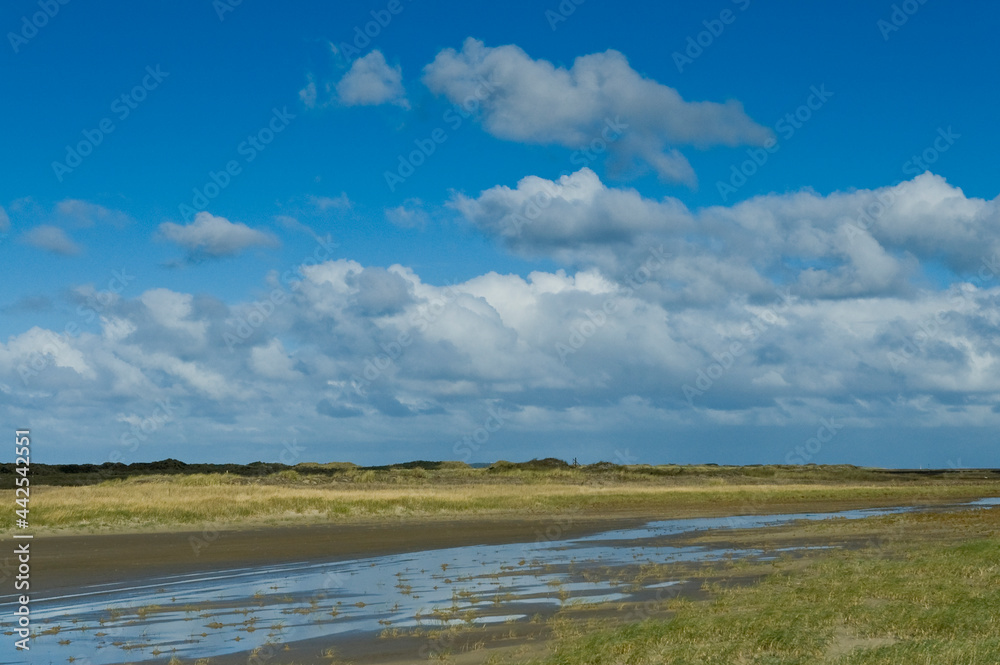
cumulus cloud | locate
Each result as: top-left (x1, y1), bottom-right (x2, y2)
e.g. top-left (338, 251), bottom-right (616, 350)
top-left (140, 289), bottom-right (209, 342)
top-left (451, 168), bottom-right (691, 252)
top-left (336, 50), bottom-right (408, 108)
top-left (2, 251), bottom-right (999, 465)
top-left (452, 169), bottom-right (1000, 304)
top-left (250, 338), bottom-right (301, 381)
top-left (4, 170), bottom-right (1000, 465)
top-left (158, 212), bottom-right (279, 259)
top-left (22, 225), bottom-right (82, 255)
top-left (423, 38), bottom-right (772, 184)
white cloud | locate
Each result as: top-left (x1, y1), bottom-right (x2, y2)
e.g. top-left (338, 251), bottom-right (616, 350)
top-left (4, 171), bottom-right (1000, 465)
top-left (55, 200), bottom-right (131, 228)
top-left (309, 193), bottom-right (352, 211)
top-left (386, 199), bottom-right (430, 229)
top-left (22, 225), bottom-right (81, 255)
top-left (250, 339), bottom-right (300, 380)
top-left (140, 288), bottom-right (208, 342)
top-left (336, 50), bottom-right (408, 108)
top-left (451, 167), bottom-right (690, 251)
top-left (452, 169), bottom-right (1000, 303)
top-left (299, 74), bottom-right (318, 108)
top-left (158, 212), bottom-right (279, 258)
top-left (423, 38), bottom-right (772, 184)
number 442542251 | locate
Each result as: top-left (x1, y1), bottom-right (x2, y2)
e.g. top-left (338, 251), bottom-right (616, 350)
top-left (15, 431), bottom-right (29, 522)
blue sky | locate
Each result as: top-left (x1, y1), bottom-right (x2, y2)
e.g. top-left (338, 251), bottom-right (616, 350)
top-left (2, 0), bottom-right (999, 467)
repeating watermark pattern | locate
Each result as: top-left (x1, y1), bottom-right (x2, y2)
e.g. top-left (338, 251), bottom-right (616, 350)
top-left (349, 282), bottom-right (462, 394)
top-left (844, 126), bottom-right (960, 245)
top-left (613, 448), bottom-right (640, 465)
top-left (7, 0), bottom-right (71, 53)
top-left (716, 84), bottom-right (833, 202)
top-left (544, 0), bottom-right (587, 31)
top-left (115, 399), bottom-right (176, 458)
top-left (672, 0), bottom-right (751, 73)
top-left (784, 417), bottom-right (844, 464)
top-left (223, 232), bottom-right (339, 351)
top-left (568, 115), bottom-right (629, 171)
top-left (877, 0), bottom-right (930, 41)
top-left (505, 116), bottom-right (628, 238)
top-left (556, 244), bottom-right (669, 364)
top-left (212, 0), bottom-right (243, 21)
top-left (682, 287), bottom-right (795, 405)
top-left (418, 509), bottom-right (583, 658)
top-left (190, 438), bottom-right (305, 557)
top-left (52, 66), bottom-right (169, 182)
top-left (179, 106), bottom-right (295, 221)
top-left (901, 126), bottom-right (959, 176)
top-left (335, 0), bottom-right (415, 64)
top-left (451, 405), bottom-right (509, 462)
top-left (886, 251), bottom-right (997, 371)
top-left (17, 268), bottom-right (135, 385)
top-left (384, 77), bottom-right (497, 192)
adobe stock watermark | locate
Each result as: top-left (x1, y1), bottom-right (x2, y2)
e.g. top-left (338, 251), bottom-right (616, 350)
top-left (716, 84), bottom-right (833, 202)
top-left (335, 0), bottom-right (416, 64)
top-left (568, 115), bottom-right (629, 171)
top-left (682, 287), bottom-right (795, 405)
top-left (784, 417), bottom-right (844, 464)
top-left (612, 448), bottom-right (641, 466)
top-left (115, 399), bottom-right (177, 458)
top-left (877, 0), bottom-right (930, 41)
top-left (349, 283), bottom-right (463, 394)
top-left (451, 405), bottom-right (509, 462)
top-left (212, 0), bottom-right (244, 21)
top-left (672, 0), bottom-right (751, 73)
top-left (844, 126), bottom-right (959, 245)
top-left (179, 106), bottom-right (295, 221)
top-left (556, 244), bottom-right (669, 364)
top-left (189, 438), bottom-right (306, 558)
top-left (506, 115), bottom-right (629, 238)
top-left (245, 572), bottom-right (348, 664)
top-left (544, 0), bottom-right (587, 31)
top-left (7, 0), bottom-right (71, 53)
top-left (17, 268), bottom-right (135, 384)
top-left (902, 126), bottom-right (959, 176)
top-left (384, 77), bottom-right (496, 192)
top-left (52, 66), bottom-right (169, 182)
top-left (885, 251), bottom-right (996, 373)
top-left (223, 233), bottom-right (340, 351)
top-left (412, 504), bottom-right (581, 659)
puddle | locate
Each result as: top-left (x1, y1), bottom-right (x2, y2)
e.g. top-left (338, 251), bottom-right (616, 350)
top-left (4, 498), bottom-right (998, 664)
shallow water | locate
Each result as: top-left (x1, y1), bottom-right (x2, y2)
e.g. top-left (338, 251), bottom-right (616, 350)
top-left (4, 498), bottom-right (999, 664)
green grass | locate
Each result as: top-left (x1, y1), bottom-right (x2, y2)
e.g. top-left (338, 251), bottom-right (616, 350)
top-left (527, 508), bottom-right (1000, 664)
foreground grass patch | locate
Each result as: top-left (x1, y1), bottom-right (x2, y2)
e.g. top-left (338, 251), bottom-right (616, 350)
top-left (531, 509), bottom-right (1000, 664)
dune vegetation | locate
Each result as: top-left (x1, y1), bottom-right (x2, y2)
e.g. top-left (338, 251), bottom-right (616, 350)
top-left (5, 460), bottom-right (1000, 533)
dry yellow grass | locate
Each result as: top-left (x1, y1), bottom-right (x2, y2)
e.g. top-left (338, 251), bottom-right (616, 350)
top-left (5, 475), bottom-right (999, 534)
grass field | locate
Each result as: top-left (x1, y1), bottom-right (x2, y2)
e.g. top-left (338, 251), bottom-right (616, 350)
top-left (7, 461), bottom-right (1000, 533)
top-left (526, 506), bottom-right (1000, 665)
top-left (11, 461), bottom-right (1000, 663)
